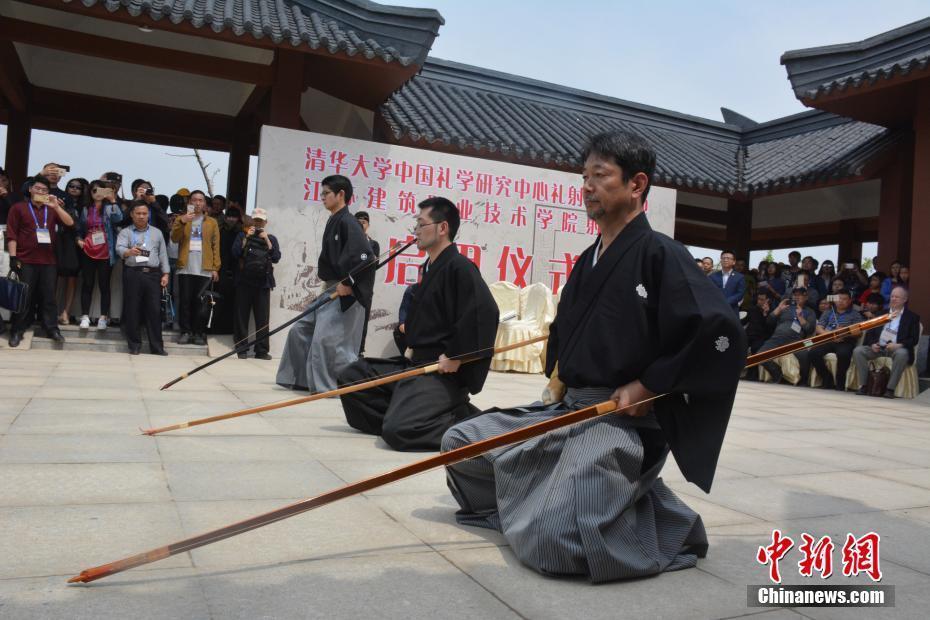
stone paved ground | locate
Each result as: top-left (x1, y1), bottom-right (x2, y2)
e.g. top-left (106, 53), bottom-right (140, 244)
top-left (0, 348), bottom-right (928, 619)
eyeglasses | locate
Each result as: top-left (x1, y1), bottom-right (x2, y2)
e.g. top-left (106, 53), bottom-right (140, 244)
top-left (410, 221), bottom-right (440, 233)
top-left (320, 190), bottom-right (333, 198)
top-left (31, 186), bottom-right (49, 194)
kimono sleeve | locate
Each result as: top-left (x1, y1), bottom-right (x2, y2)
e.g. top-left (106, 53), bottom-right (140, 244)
top-left (335, 217), bottom-right (373, 278)
top-left (444, 262), bottom-right (499, 359)
top-left (639, 240), bottom-right (747, 397)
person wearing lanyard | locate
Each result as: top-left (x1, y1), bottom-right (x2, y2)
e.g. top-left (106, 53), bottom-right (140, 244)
top-left (76, 180), bottom-right (122, 331)
top-left (5, 175), bottom-right (74, 347)
top-left (798, 289), bottom-right (862, 390)
top-left (116, 201), bottom-right (170, 355)
top-left (170, 190), bottom-right (220, 346)
top-left (853, 286), bottom-right (921, 398)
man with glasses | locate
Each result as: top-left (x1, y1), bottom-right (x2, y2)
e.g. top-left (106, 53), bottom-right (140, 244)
top-left (5, 175), bottom-right (75, 346)
top-left (277, 175), bottom-right (374, 392)
top-left (338, 197), bottom-right (498, 451)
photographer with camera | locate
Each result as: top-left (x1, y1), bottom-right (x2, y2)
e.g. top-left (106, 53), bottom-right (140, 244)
top-left (75, 180), bottom-right (123, 331)
top-left (756, 285), bottom-right (816, 383)
top-left (837, 259), bottom-right (867, 300)
top-left (170, 190), bottom-right (220, 346)
top-left (231, 208), bottom-right (280, 360)
top-left (853, 286), bottom-right (920, 398)
top-left (799, 289), bottom-right (862, 390)
top-left (5, 175), bottom-right (75, 347)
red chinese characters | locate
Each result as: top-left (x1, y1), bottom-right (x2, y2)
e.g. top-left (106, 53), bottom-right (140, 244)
top-left (415, 164), bottom-right (434, 187)
top-left (798, 534), bottom-right (834, 579)
top-left (842, 532), bottom-right (882, 582)
top-left (458, 244), bottom-right (482, 268)
top-left (560, 211), bottom-right (578, 234)
top-left (548, 252), bottom-right (578, 293)
top-left (366, 187), bottom-right (387, 211)
top-left (373, 157), bottom-right (392, 181)
top-left (306, 147), bottom-right (326, 172)
top-left (330, 150), bottom-right (348, 175)
top-left (456, 169), bottom-right (475, 192)
top-left (510, 205), bottom-right (528, 228)
top-left (757, 530), bottom-right (795, 584)
top-left (303, 178), bottom-right (321, 202)
top-left (383, 235), bottom-right (424, 286)
top-left (497, 246), bottom-right (533, 288)
top-left (397, 190), bottom-right (417, 215)
top-left (457, 199), bottom-right (475, 222)
top-left (483, 202), bottom-right (501, 224)
top-left (351, 154), bottom-right (370, 178)
top-left (395, 161), bottom-right (414, 184)
top-left (536, 208), bottom-right (554, 231)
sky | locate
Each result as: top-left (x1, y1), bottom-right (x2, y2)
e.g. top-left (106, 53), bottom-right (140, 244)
top-left (1, 0), bottom-right (926, 261)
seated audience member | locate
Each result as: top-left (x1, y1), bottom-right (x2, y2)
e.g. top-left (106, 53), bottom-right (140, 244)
top-left (880, 261), bottom-right (902, 304)
top-left (116, 201), bottom-right (170, 355)
top-left (829, 276), bottom-right (846, 296)
top-left (861, 293), bottom-right (886, 320)
top-left (756, 286), bottom-right (816, 383)
top-left (816, 297), bottom-right (831, 317)
top-left (817, 260), bottom-right (836, 295)
top-left (798, 289), bottom-right (862, 390)
top-left (853, 286), bottom-right (920, 399)
top-left (858, 275), bottom-right (883, 307)
top-left (708, 249), bottom-right (745, 313)
top-left (837, 260), bottom-right (867, 299)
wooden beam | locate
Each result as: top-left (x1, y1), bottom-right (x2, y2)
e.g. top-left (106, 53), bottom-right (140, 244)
top-left (726, 199), bottom-right (753, 260)
top-left (675, 204), bottom-right (729, 226)
top-left (0, 40), bottom-right (29, 111)
top-left (269, 49), bottom-right (304, 129)
top-left (4, 108), bottom-right (32, 185)
top-left (238, 86), bottom-right (270, 122)
top-left (29, 87), bottom-right (235, 151)
top-left (0, 17), bottom-right (273, 86)
top-left (749, 217), bottom-right (878, 251)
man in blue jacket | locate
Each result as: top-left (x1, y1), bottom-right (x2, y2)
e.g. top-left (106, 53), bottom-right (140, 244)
top-left (708, 250), bottom-right (745, 314)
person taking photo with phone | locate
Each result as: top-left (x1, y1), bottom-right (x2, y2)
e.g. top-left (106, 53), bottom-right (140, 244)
top-left (170, 190), bottom-right (220, 345)
top-left (5, 175), bottom-right (75, 347)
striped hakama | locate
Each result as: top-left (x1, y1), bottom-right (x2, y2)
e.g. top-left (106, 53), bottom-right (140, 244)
top-left (441, 388), bottom-right (708, 583)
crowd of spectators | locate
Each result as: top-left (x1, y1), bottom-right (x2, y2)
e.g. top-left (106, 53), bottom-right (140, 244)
top-left (702, 248), bottom-right (921, 398)
top-left (0, 163), bottom-right (280, 357)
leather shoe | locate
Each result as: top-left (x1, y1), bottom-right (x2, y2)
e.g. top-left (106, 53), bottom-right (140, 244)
top-left (856, 387), bottom-right (868, 396)
top-left (48, 330), bottom-right (65, 343)
top-left (128, 346), bottom-right (141, 355)
top-left (194, 334), bottom-right (207, 346)
top-left (883, 389), bottom-right (897, 399)
top-left (255, 353), bottom-right (272, 360)
top-left (150, 349), bottom-right (168, 356)
top-left (178, 333), bottom-right (191, 345)
top-left (8, 332), bottom-right (22, 348)
top-left (237, 352), bottom-right (248, 359)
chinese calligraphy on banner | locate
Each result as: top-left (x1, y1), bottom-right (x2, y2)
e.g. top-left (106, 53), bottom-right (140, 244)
top-left (256, 126), bottom-right (677, 357)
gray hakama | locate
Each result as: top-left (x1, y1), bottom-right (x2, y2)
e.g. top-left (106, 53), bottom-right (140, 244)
top-left (442, 388), bottom-right (707, 583)
top-left (276, 288), bottom-right (366, 392)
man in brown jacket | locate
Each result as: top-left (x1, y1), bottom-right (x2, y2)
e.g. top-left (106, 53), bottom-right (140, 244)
top-left (170, 190), bottom-right (220, 345)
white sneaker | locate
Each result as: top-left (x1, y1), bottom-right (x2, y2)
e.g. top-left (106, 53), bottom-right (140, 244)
top-left (79, 315), bottom-right (91, 329)
top-left (97, 317), bottom-right (108, 331)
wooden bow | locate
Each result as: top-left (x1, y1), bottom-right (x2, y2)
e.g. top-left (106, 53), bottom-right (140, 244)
top-left (68, 314), bottom-right (890, 584)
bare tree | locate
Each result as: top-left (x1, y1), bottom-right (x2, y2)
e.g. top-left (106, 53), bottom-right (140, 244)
top-left (166, 149), bottom-right (222, 196)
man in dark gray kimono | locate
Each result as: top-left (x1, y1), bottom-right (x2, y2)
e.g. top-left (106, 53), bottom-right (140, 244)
top-left (441, 130), bottom-right (746, 583)
top-left (339, 198), bottom-right (498, 451)
top-left (276, 175), bottom-right (373, 392)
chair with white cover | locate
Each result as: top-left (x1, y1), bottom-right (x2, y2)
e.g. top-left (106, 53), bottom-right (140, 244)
top-left (844, 323), bottom-right (923, 398)
top-left (491, 282), bottom-right (555, 373)
top-left (758, 353), bottom-right (802, 385)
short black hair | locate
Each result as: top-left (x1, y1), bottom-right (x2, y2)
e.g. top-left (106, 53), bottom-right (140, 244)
top-left (803, 255), bottom-right (819, 270)
top-left (354, 210), bottom-right (370, 222)
top-left (213, 194), bottom-right (226, 204)
top-left (867, 293), bottom-right (885, 305)
top-left (321, 175), bottom-right (353, 204)
top-left (788, 250), bottom-right (801, 259)
top-left (130, 199), bottom-right (149, 212)
top-left (130, 178), bottom-right (151, 194)
top-left (189, 189), bottom-right (207, 201)
top-left (29, 175), bottom-right (51, 190)
top-left (418, 196), bottom-right (460, 241)
top-left (835, 289), bottom-right (852, 298)
top-left (168, 194), bottom-right (186, 214)
top-left (702, 256), bottom-right (713, 263)
top-left (720, 249), bottom-right (735, 259)
top-left (581, 130), bottom-right (656, 201)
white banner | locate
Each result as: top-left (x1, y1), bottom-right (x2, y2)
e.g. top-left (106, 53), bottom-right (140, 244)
top-left (255, 126), bottom-right (676, 357)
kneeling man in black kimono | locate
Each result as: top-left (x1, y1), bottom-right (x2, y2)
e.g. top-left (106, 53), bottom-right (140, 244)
top-left (441, 130), bottom-right (746, 582)
top-left (339, 197), bottom-right (498, 451)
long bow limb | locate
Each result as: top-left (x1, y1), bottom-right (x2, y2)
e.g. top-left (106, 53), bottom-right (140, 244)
top-left (142, 334), bottom-right (549, 435)
top-left (68, 314), bottom-right (890, 584)
top-left (159, 240), bottom-right (416, 390)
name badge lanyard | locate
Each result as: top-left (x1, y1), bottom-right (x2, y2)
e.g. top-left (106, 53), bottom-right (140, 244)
top-left (131, 228), bottom-right (150, 264)
top-left (89, 208), bottom-right (106, 245)
top-left (30, 202), bottom-right (50, 243)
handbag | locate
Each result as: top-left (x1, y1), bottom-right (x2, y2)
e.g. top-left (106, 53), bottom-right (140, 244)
top-left (198, 280), bottom-right (222, 329)
top-left (865, 361), bottom-right (890, 396)
top-left (161, 288), bottom-right (176, 325)
top-left (0, 272), bottom-right (29, 314)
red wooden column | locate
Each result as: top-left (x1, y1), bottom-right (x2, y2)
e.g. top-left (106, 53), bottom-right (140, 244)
top-left (876, 145), bottom-right (913, 273)
top-left (3, 108), bottom-right (31, 187)
top-left (226, 119), bottom-right (251, 205)
top-left (837, 220), bottom-right (861, 265)
top-left (268, 49), bottom-right (304, 130)
top-left (908, 82), bottom-right (930, 321)
top-left (726, 199), bottom-right (753, 262)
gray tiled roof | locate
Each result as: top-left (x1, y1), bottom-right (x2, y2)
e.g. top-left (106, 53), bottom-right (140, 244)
top-left (781, 17), bottom-right (930, 101)
top-left (72, 0), bottom-right (444, 66)
top-left (380, 59), bottom-right (901, 197)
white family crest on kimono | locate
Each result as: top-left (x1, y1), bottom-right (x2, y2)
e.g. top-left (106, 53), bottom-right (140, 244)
top-left (636, 283), bottom-right (648, 299)
top-left (715, 335), bottom-right (730, 352)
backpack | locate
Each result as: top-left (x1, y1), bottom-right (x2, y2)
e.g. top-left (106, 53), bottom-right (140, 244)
top-left (241, 235), bottom-right (271, 284)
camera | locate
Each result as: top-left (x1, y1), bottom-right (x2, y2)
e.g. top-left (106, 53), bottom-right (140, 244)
top-left (826, 294), bottom-right (840, 302)
top-left (145, 187), bottom-right (154, 196)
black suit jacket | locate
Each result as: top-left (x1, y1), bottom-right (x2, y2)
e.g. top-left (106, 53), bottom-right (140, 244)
top-left (863, 307), bottom-right (921, 364)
